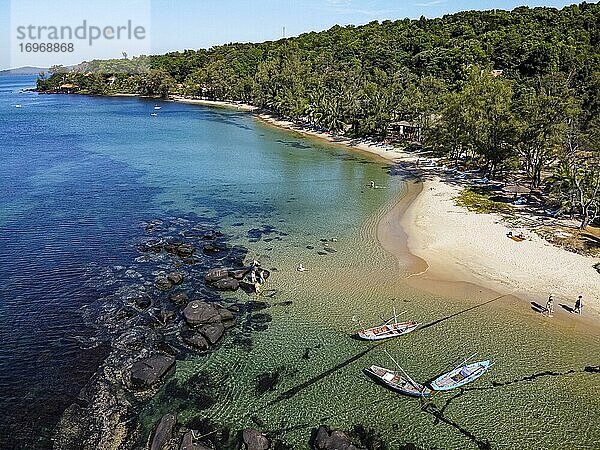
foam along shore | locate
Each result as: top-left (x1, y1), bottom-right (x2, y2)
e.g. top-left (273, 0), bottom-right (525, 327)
top-left (254, 113), bottom-right (599, 320)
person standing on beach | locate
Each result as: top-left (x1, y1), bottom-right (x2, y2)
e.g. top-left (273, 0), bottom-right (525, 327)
top-left (546, 295), bottom-right (554, 317)
top-left (574, 296), bottom-right (583, 315)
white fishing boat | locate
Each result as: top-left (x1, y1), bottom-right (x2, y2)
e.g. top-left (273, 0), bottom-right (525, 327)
top-left (150, 112), bottom-right (158, 116)
top-left (356, 308), bottom-right (419, 341)
top-left (154, 105), bottom-right (161, 110)
top-left (365, 352), bottom-right (431, 398)
top-left (430, 354), bottom-right (494, 391)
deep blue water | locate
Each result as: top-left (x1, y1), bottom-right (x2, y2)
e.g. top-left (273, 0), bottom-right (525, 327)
top-left (0, 75), bottom-right (393, 448)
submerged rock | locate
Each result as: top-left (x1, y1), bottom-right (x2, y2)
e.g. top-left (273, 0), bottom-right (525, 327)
top-left (229, 268), bottom-right (250, 280)
top-left (241, 429), bottom-right (270, 450)
top-left (200, 322), bottom-right (225, 344)
top-left (170, 291), bottom-right (189, 306)
top-left (313, 426), bottom-right (361, 450)
top-left (155, 277), bottom-right (174, 291)
top-left (183, 301), bottom-right (221, 326)
top-left (212, 277), bottom-right (239, 291)
top-left (181, 330), bottom-right (210, 350)
top-left (177, 243), bottom-right (196, 257)
top-left (150, 412), bottom-right (177, 450)
top-left (203, 244), bottom-right (222, 255)
top-left (130, 355), bottom-right (176, 388)
top-left (168, 271), bottom-right (184, 285)
top-left (205, 267), bottom-right (229, 283)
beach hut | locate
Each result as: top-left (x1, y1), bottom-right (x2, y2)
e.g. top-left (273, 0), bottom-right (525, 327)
top-left (387, 121), bottom-right (420, 142)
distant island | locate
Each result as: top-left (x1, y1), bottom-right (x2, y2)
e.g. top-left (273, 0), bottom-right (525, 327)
top-left (1, 66), bottom-right (47, 75)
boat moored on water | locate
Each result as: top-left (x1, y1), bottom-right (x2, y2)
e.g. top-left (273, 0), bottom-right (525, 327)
top-left (430, 356), bottom-right (493, 391)
top-left (356, 308), bottom-right (419, 340)
top-left (365, 365), bottom-right (432, 398)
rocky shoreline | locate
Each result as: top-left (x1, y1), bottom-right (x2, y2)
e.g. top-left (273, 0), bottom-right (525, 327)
top-left (52, 216), bottom-right (281, 449)
top-left (51, 215), bottom-right (425, 450)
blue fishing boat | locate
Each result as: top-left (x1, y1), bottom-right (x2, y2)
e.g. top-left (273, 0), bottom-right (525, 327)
top-left (430, 355), bottom-right (493, 391)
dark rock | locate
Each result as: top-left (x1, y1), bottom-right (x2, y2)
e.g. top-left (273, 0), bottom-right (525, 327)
top-left (313, 426), bottom-right (361, 450)
top-left (170, 291), bottom-right (189, 306)
top-left (177, 243), bottom-right (196, 257)
top-left (183, 301), bottom-right (221, 326)
top-left (323, 247), bottom-right (337, 253)
top-left (130, 355), bottom-right (176, 388)
top-left (181, 330), bottom-right (210, 350)
top-left (168, 272), bottom-right (184, 285)
top-left (241, 429), bottom-right (269, 450)
top-left (306, 245), bottom-right (314, 250)
top-left (156, 277), bottom-right (174, 291)
top-left (158, 309), bottom-right (176, 324)
top-left (164, 242), bottom-right (183, 254)
top-left (584, 366), bottom-right (600, 373)
top-left (250, 313), bottom-right (272, 324)
top-left (180, 431), bottom-right (213, 450)
top-left (217, 307), bottom-right (235, 321)
top-left (134, 295), bottom-right (152, 309)
top-left (317, 251), bottom-right (328, 256)
top-left (150, 412), bottom-right (177, 450)
top-left (203, 244), bottom-right (222, 255)
top-left (205, 268), bottom-right (229, 283)
top-left (138, 240), bottom-right (163, 253)
top-left (200, 322), bottom-right (225, 344)
top-left (212, 277), bottom-right (239, 291)
top-left (229, 268), bottom-right (250, 280)
top-left (256, 370), bottom-right (280, 395)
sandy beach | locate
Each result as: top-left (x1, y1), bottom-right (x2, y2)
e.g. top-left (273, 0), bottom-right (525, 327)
top-left (172, 96), bottom-right (258, 112)
top-left (256, 113), bottom-right (600, 322)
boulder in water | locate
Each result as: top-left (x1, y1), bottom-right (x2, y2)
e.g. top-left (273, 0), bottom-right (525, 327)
top-left (177, 243), bottom-right (196, 257)
top-left (229, 268), bottom-right (250, 280)
top-left (202, 244), bottom-right (222, 255)
top-left (170, 291), bottom-right (189, 306)
top-left (183, 301), bottom-right (221, 326)
top-left (181, 330), bottom-right (210, 350)
top-left (149, 412), bottom-right (177, 450)
top-left (212, 277), bottom-right (239, 291)
top-left (130, 355), bottom-right (176, 388)
top-left (168, 272), bottom-right (184, 285)
top-left (200, 322), bottom-right (225, 344)
top-left (205, 268), bottom-right (229, 283)
top-left (241, 429), bottom-right (270, 450)
top-left (217, 307), bottom-right (234, 321)
top-left (313, 426), bottom-right (361, 450)
top-left (155, 277), bottom-right (174, 291)
top-left (134, 295), bottom-right (152, 309)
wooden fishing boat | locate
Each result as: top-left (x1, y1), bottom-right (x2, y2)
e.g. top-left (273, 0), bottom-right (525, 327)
top-left (365, 365), bottom-right (432, 398)
top-left (356, 308), bottom-right (419, 341)
top-left (430, 357), bottom-right (493, 391)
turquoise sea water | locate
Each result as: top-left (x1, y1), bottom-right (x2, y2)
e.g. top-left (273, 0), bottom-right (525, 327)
top-left (1, 75), bottom-right (599, 449)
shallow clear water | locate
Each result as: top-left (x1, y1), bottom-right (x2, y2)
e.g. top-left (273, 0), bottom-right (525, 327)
top-left (0, 75), bottom-right (599, 449)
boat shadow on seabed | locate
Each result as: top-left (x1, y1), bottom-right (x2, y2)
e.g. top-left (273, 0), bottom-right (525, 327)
top-left (420, 365), bottom-right (600, 450)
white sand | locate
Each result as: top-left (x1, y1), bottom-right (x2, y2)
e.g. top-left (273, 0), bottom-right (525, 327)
top-left (401, 175), bottom-right (600, 317)
top-left (172, 96), bottom-right (258, 112)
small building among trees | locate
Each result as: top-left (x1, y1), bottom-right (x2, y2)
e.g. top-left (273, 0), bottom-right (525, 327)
top-left (387, 120), bottom-right (421, 142)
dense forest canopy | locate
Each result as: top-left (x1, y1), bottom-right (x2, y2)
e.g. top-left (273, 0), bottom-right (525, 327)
top-left (37, 2), bottom-right (600, 227)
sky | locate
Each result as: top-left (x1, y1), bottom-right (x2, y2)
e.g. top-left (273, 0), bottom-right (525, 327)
top-left (0, 0), bottom-right (587, 70)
